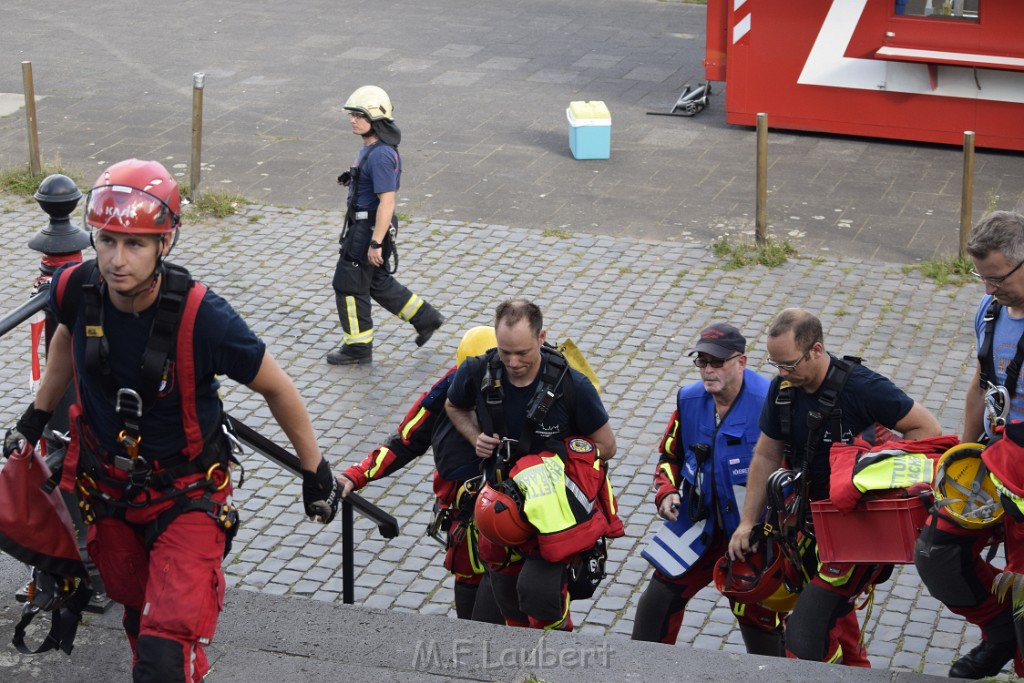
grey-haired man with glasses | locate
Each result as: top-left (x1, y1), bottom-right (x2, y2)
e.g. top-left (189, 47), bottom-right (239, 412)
top-left (632, 323), bottom-right (780, 653)
top-left (913, 211), bottom-right (1024, 680)
top-left (728, 308), bottom-right (940, 667)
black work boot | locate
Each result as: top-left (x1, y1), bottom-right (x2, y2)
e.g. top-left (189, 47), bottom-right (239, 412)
top-left (413, 310), bottom-right (444, 347)
top-left (326, 347), bottom-right (372, 366)
top-left (949, 639), bottom-right (1017, 679)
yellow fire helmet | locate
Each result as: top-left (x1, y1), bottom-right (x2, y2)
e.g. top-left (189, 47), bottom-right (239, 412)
top-left (455, 326), bottom-right (496, 366)
top-left (933, 443), bottom-right (1004, 530)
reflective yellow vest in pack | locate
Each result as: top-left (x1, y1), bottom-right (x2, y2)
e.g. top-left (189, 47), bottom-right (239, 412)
top-left (510, 436), bottom-right (623, 563)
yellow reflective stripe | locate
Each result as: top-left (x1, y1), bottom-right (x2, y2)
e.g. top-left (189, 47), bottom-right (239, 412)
top-left (605, 476), bottom-right (618, 516)
top-left (732, 603), bottom-right (746, 617)
top-left (342, 296), bottom-right (373, 344)
top-left (400, 408), bottom-right (428, 441)
top-left (657, 462), bottom-right (677, 488)
top-left (663, 418), bottom-right (679, 457)
top-left (515, 459), bottom-right (577, 534)
top-left (827, 644), bottom-right (843, 664)
top-left (991, 473), bottom-right (1024, 515)
top-left (542, 592), bottom-right (572, 631)
top-left (466, 522), bottom-right (486, 575)
top-left (366, 447), bottom-right (391, 479)
top-left (816, 559), bottom-right (855, 586)
top-left (397, 295), bottom-right (424, 322)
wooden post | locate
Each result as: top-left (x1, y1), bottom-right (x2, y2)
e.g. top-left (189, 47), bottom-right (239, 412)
top-left (190, 72), bottom-right (205, 204)
top-left (21, 61), bottom-right (41, 175)
top-left (959, 131), bottom-right (975, 260)
top-left (755, 112), bottom-right (768, 246)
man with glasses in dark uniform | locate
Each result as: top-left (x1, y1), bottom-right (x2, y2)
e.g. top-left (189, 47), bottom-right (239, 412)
top-left (728, 308), bottom-right (941, 667)
top-left (914, 211), bottom-right (1024, 680)
top-left (632, 323), bottom-right (780, 653)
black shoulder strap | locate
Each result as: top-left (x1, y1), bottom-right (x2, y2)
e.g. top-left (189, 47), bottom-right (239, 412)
top-left (478, 349), bottom-right (505, 440)
top-left (776, 381), bottom-right (794, 458)
top-left (138, 264), bottom-right (192, 409)
top-left (978, 298), bottom-right (1001, 390)
top-left (55, 259), bottom-right (100, 329)
top-left (979, 299), bottom-right (1024, 399)
top-left (818, 355), bottom-right (858, 416)
top-left (526, 346), bottom-right (571, 432)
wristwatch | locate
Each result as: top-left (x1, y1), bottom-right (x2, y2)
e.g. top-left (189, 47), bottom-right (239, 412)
top-left (369, 240), bottom-right (383, 249)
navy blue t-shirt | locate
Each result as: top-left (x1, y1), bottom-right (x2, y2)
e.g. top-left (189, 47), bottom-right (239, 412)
top-left (50, 262), bottom-right (266, 461)
top-left (759, 357), bottom-right (913, 500)
top-left (348, 142), bottom-right (401, 211)
top-left (447, 352), bottom-right (608, 448)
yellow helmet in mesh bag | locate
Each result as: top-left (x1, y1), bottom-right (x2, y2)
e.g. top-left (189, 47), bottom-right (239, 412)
top-left (933, 443), bottom-right (1004, 529)
top-left (455, 326), bottom-right (496, 366)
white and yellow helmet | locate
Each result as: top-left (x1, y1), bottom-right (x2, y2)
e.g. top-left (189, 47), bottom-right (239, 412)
top-left (343, 85), bottom-right (394, 122)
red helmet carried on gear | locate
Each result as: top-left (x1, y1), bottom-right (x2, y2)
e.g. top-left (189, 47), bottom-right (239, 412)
top-left (85, 159), bottom-right (181, 235)
top-left (714, 540), bottom-right (790, 607)
top-left (474, 480), bottom-right (535, 546)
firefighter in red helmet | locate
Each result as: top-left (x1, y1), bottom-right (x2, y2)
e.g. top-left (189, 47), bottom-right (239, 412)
top-left (4, 159), bottom-right (339, 682)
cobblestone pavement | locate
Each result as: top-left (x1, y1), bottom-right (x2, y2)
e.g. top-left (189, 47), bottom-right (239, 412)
top-left (0, 193), bottom-right (1010, 679)
top-left (1, 0), bottom-right (1023, 265)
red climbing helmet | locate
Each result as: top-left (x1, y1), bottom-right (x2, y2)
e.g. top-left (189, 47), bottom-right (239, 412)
top-left (474, 480), bottom-right (535, 546)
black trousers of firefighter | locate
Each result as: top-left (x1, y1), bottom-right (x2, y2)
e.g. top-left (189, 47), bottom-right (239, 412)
top-left (332, 217), bottom-right (440, 361)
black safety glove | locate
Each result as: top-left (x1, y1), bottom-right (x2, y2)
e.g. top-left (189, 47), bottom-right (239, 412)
top-left (3, 402), bottom-right (52, 458)
top-left (302, 458), bottom-right (340, 523)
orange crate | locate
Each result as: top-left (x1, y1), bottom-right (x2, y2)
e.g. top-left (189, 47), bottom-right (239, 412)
top-left (811, 495), bottom-right (929, 564)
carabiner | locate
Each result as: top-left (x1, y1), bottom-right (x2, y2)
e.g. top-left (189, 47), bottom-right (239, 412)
top-left (205, 463), bottom-right (231, 491)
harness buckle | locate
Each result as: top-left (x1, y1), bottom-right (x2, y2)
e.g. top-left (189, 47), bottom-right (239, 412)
top-left (116, 430), bottom-right (143, 461)
top-left (114, 388), bottom-right (143, 419)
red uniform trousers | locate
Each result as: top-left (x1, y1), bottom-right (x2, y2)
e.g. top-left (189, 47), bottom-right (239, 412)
top-left (784, 558), bottom-right (880, 666)
top-left (85, 472), bottom-right (230, 683)
top-left (914, 515), bottom-right (1016, 652)
top-left (433, 476), bottom-right (503, 624)
top-left (1004, 516), bottom-right (1024, 676)
top-left (632, 534), bottom-right (783, 645)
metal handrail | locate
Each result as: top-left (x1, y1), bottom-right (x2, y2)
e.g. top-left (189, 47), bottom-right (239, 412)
top-left (226, 415), bottom-right (400, 604)
top-left (0, 284), bottom-right (48, 338)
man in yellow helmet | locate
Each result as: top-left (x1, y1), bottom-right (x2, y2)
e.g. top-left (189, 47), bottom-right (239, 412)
top-left (336, 327), bottom-right (502, 623)
top-left (445, 298), bottom-right (617, 631)
top-left (328, 85), bottom-right (443, 365)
